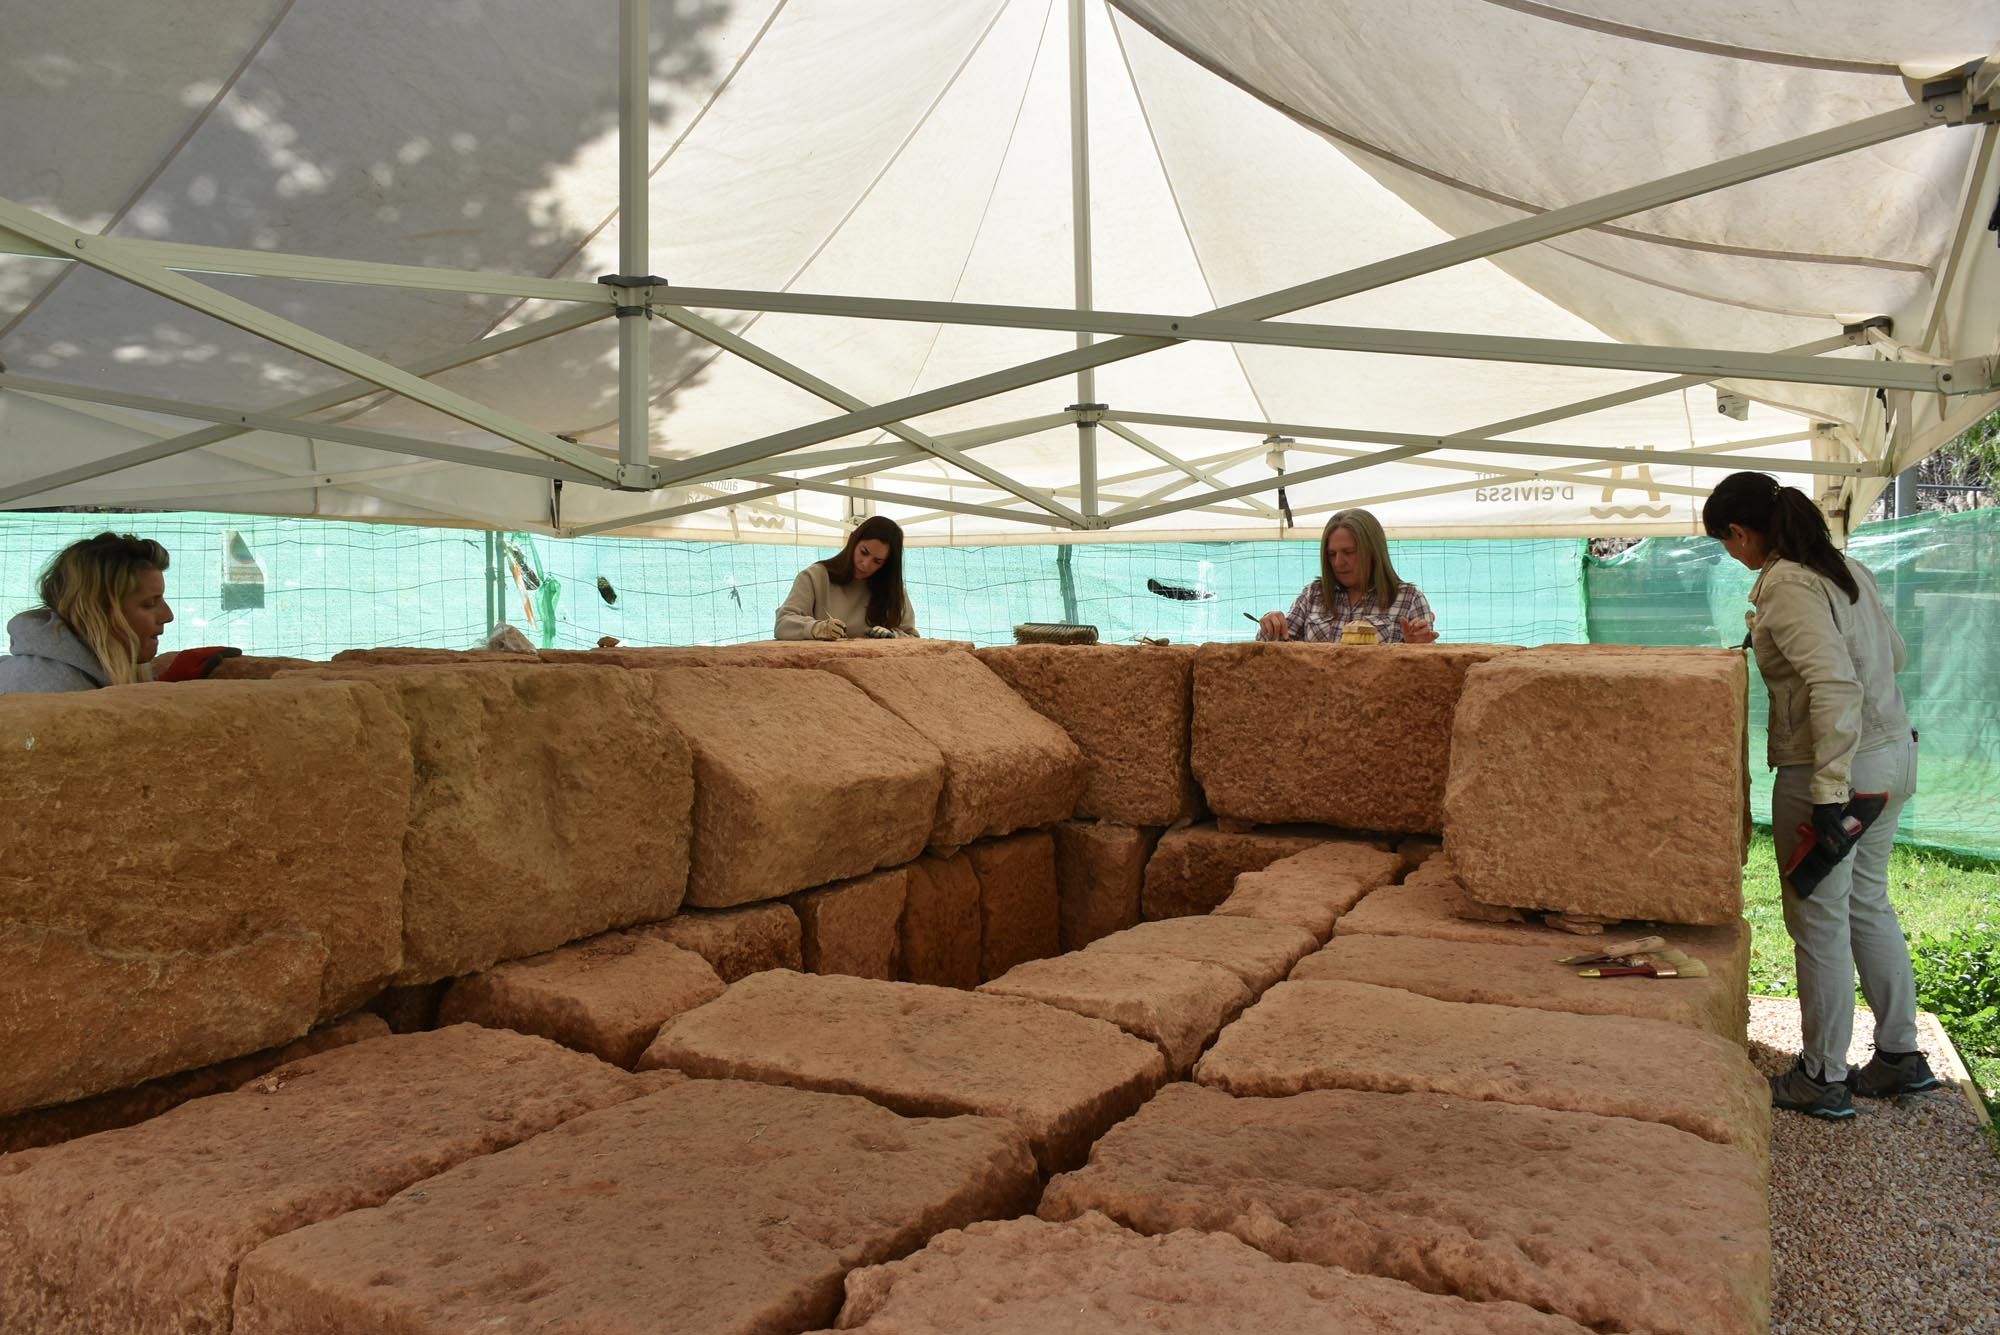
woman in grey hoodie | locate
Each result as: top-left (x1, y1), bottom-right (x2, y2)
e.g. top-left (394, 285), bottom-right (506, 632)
top-left (0, 532), bottom-right (178, 693)
top-left (1705, 471), bottom-right (1938, 1121)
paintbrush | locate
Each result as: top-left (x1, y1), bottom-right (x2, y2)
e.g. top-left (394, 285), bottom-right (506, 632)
top-left (1577, 956), bottom-right (1710, 979)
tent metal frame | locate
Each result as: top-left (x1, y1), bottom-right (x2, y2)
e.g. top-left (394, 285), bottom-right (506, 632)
top-left (0, 5), bottom-right (1993, 539)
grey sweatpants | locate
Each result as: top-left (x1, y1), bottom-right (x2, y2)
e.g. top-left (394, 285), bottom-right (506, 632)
top-left (1770, 733), bottom-right (1920, 1081)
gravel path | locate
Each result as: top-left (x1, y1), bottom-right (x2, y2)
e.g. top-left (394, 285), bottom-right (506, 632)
top-left (1748, 997), bottom-right (2000, 1335)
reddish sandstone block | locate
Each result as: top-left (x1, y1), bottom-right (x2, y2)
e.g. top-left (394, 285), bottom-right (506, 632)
top-left (1195, 980), bottom-right (1769, 1156)
top-left (329, 647), bottom-right (541, 665)
top-left (1445, 650), bottom-right (1749, 924)
top-left (1052, 822), bottom-right (1156, 951)
top-left (1084, 917), bottom-right (1318, 995)
top-left (232, 1080), bottom-right (1038, 1335)
top-left (794, 869), bottom-right (908, 981)
top-left (965, 831), bottom-right (1060, 982)
top-left (0, 680), bottom-right (411, 1116)
top-left (977, 645), bottom-right (1201, 825)
top-left (828, 1212), bottom-right (1595, 1334)
top-left (1040, 1083), bottom-right (1770, 1335)
top-left (540, 638), bottom-right (974, 669)
top-left (631, 903), bottom-right (803, 982)
top-left (900, 853), bottom-right (983, 990)
top-left (208, 655), bottom-right (318, 679)
top-left (438, 932), bottom-right (725, 1068)
top-left (1141, 823), bottom-right (1332, 920)
top-left (0, 1026), bottom-right (642, 1335)
top-left (824, 654), bottom-right (1083, 848)
top-left (651, 668), bottom-right (945, 906)
top-left (639, 970), bottom-right (1167, 1173)
top-left (1191, 643), bottom-right (1515, 834)
top-left (1213, 839), bottom-right (1404, 942)
top-left (979, 952), bottom-right (1251, 1075)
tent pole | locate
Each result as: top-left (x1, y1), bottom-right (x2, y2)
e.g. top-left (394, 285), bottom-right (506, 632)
top-left (1068, 0), bottom-right (1100, 521)
top-left (615, 0), bottom-right (653, 475)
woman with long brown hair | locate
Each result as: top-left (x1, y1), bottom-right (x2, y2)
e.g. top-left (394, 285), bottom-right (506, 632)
top-left (1255, 508), bottom-right (1439, 643)
top-left (774, 516), bottom-right (918, 640)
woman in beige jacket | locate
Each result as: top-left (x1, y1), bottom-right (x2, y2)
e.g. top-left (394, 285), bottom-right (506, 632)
top-left (1705, 471), bottom-right (1935, 1120)
top-left (774, 516), bottom-right (919, 641)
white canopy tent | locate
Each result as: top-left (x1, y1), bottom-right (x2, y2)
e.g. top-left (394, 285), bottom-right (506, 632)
top-left (0, 0), bottom-right (1995, 544)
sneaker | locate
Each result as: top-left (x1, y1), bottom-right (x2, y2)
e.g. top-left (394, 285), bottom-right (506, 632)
top-left (1769, 1058), bottom-right (1856, 1119)
top-left (1846, 1050), bottom-right (1943, 1098)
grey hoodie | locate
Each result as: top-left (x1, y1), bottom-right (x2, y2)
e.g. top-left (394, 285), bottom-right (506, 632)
top-left (0, 609), bottom-right (111, 693)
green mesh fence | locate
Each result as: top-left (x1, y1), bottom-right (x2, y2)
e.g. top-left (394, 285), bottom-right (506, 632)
top-left (1586, 507), bottom-right (2000, 859)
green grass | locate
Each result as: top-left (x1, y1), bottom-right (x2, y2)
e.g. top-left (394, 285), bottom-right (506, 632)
top-left (1744, 830), bottom-right (2000, 1121)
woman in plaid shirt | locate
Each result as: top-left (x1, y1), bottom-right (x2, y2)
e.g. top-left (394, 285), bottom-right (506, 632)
top-left (1255, 509), bottom-right (1439, 643)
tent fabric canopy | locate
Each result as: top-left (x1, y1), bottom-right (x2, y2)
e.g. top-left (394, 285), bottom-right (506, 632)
top-left (0, 0), bottom-right (1995, 543)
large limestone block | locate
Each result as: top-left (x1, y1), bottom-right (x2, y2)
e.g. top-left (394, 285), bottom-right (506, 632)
top-left (631, 903), bottom-right (802, 982)
top-left (0, 1026), bottom-right (642, 1335)
top-left (1292, 934), bottom-right (1742, 1044)
top-left (1213, 839), bottom-right (1405, 942)
top-left (827, 1212), bottom-right (1594, 1334)
top-left (438, 932), bottom-right (724, 1068)
top-left (1195, 980), bottom-right (1769, 1156)
top-left (965, 830), bottom-right (1061, 981)
top-left (1040, 1083), bottom-right (1770, 1335)
top-left (0, 1014), bottom-right (387, 1155)
top-left (312, 664), bottom-right (693, 983)
top-left (794, 869), bottom-right (907, 980)
top-left (232, 1079), bottom-right (1039, 1335)
top-left (977, 644), bottom-right (1201, 825)
top-left (1338, 861), bottom-right (1753, 1042)
top-left (1085, 917), bottom-right (1318, 995)
top-left (1191, 643), bottom-right (1514, 833)
top-left (823, 654), bottom-right (1084, 847)
top-left (1141, 823), bottom-right (1332, 919)
top-left (638, 970), bottom-right (1167, 1173)
top-left (1052, 822), bottom-right (1156, 951)
top-left (1445, 650), bottom-right (1748, 924)
top-left (979, 952), bottom-right (1251, 1075)
top-left (541, 638), bottom-right (974, 670)
top-left (0, 680), bottom-right (411, 1116)
top-left (652, 667), bottom-right (946, 906)
top-left (899, 852), bottom-right (983, 989)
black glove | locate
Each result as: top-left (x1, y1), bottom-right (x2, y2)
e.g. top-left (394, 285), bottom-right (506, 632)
top-left (1784, 793), bottom-right (1890, 897)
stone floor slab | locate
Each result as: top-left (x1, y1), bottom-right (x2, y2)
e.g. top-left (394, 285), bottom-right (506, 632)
top-left (1213, 839), bottom-right (1405, 942)
top-left (1140, 823), bottom-right (1334, 920)
top-left (978, 951), bottom-right (1251, 1075)
top-left (1083, 917), bottom-right (1318, 995)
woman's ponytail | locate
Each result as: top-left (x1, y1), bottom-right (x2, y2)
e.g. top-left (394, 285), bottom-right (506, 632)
top-left (1701, 470), bottom-right (1858, 603)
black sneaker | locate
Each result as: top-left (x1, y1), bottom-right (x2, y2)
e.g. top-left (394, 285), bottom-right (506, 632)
top-left (1769, 1058), bottom-right (1857, 1120)
top-left (1846, 1050), bottom-right (1942, 1098)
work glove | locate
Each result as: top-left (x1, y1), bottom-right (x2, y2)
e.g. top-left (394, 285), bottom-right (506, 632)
top-left (1784, 792), bottom-right (1890, 897)
top-left (864, 625), bottom-right (897, 639)
top-left (809, 618), bottom-right (846, 641)
top-left (155, 646), bottom-right (243, 682)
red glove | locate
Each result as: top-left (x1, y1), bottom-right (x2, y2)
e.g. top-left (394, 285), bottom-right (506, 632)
top-left (156, 646), bottom-right (243, 682)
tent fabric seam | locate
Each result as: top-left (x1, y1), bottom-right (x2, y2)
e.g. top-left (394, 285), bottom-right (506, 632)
top-left (1474, 0), bottom-right (1902, 76)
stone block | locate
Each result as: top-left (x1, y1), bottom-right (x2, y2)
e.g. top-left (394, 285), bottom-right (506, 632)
top-left (307, 664), bottom-right (693, 984)
top-left (828, 1212), bottom-right (1595, 1334)
top-left (978, 952), bottom-right (1251, 1075)
top-left (899, 853), bottom-right (983, 989)
top-left (1213, 839), bottom-right (1405, 942)
top-left (1195, 980), bottom-right (1768, 1156)
top-left (823, 654), bottom-right (1083, 847)
top-left (1336, 862), bottom-right (1752, 1042)
top-left (0, 1026), bottom-right (642, 1335)
top-left (1445, 650), bottom-right (1748, 924)
top-left (1040, 1083), bottom-right (1770, 1335)
top-left (1052, 822), bottom-right (1155, 951)
top-left (540, 638), bottom-right (974, 670)
top-left (1084, 917), bottom-right (1318, 995)
top-left (437, 932), bottom-right (725, 1068)
top-left (0, 1014), bottom-right (387, 1155)
top-left (1291, 933), bottom-right (1743, 1044)
top-left (209, 655), bottom-right (317, 679)
top-left (965, 831), bottom-right (1061, 982)
top-left (793, 869), bottom-right (908, 980)
top-left (631, 903), bottom-right (803, 982)
top-left (977, 645), bottom-right (1201, 825)
top-left (652, 667), bottom-right (945, 907)
top-left (1191, 643), bottom-right (1514, 833)
top-left (0, 680), bottom-right (411, 1116)
top-left (329, 646), bottom-right (541, 665)
top-left (1140, 822), bottom-right (1334, 920)
top-left (638, 970), bottom-right (1166, 1173)
top-left (231, 1079), bottom-right (1038, 1335)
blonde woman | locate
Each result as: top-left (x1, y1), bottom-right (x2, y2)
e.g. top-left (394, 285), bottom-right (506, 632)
top-left (0, 533), bottom-right (234, 693)
top-left (1256, 509), bottom-right (1439, 643)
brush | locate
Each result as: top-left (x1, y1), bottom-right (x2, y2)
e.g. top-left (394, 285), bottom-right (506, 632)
top-left (1557, 936), bottom-right (1666, 966)
top-left (1577, 957), bottom-right (1710, 979)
